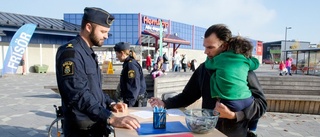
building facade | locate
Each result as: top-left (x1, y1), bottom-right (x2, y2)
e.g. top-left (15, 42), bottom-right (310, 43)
top-left (64, 13), bottom-right (263, 68)
top-left (263, 40), bottom-right (320, 75)
top-left (0, 11), bottom-right (262, 74)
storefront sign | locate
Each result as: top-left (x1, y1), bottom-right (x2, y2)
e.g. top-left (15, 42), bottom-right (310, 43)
top-left (142, 16), bottom-right (169, 28)
top-left (142, 16), bottom-right (169, 32)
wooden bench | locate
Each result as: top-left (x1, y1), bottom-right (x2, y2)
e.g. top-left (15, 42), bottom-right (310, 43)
top-left (45, 73), bottom-right (195, 103)
top-left (44, 85), bottom-right (118, 97)
top-left (259, 76), bottom-right (320, 114)
top-left (265, 94), bottom-right (320, 114)
top-left (101, 74), bottom-right (154, 91)
top-left (154, 75), bottom-right (202, 109)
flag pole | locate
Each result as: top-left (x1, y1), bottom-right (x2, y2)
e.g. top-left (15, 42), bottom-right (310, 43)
top-left (159, 20), bottom-right (163, 56)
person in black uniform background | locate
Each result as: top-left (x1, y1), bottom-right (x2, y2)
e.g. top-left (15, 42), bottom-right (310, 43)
top-left (114, 42), bottom-right (147, 107)
top-left (55, 7), bottom-right (140, 137)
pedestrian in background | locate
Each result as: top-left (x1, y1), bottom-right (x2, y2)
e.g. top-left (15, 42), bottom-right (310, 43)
top-left (181, 54), bottom-right (188, 72)
top-left (285, 57), bottom-right (293, 76)
top-left (150, 56), bottom-right (165, 79)
top-left (172, 51), bottom-right (181, 72)
top-left (279, 60), bottom-right (287, 76)
top-left (162, 52), bottom-right (169, 72)
top-left (146, 54), bottom-right (152, 72)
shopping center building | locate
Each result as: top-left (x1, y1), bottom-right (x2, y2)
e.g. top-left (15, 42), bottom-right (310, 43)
top-left (0, 11), bottom-right (262, 74)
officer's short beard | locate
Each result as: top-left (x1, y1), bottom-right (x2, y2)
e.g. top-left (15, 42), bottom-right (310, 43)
top-left (89, 26), bottom-right (103, 47)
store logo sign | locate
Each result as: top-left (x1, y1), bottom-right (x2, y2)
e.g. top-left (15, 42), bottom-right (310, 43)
top-left (142, 16), bottom-right (169, 28)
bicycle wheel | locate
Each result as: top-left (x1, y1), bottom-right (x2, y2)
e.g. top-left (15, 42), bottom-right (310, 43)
top-left (48, 117), bottom-right (64, 137)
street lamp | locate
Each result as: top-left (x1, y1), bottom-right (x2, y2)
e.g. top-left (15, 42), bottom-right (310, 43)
top-left (284, 26), bottom-right (292, 59)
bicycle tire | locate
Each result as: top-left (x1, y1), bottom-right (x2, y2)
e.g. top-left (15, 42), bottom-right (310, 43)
top-left (48, 117), bottom-right (64, 137)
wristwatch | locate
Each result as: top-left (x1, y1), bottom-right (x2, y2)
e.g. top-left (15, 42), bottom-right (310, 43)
top-left (109, 102), bottom-right (116, 108)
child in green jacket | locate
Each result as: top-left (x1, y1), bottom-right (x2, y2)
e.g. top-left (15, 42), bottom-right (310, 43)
top-left (205, 36), bottom-right (259, 111)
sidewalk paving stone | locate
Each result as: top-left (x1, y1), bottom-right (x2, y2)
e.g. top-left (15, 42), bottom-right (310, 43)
top-left (0, 64), bottom-right (319, 136)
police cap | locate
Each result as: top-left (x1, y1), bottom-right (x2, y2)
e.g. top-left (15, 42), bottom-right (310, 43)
top-left (83, 7), bottom-right (114, 28)
top-left (114, 42), bottom-right (130, 52)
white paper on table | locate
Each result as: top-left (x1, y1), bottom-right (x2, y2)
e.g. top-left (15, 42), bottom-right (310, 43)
top-left (130, 110), bottom-right (153, 119)
top-left (167, 109), bottom-right (185, 116)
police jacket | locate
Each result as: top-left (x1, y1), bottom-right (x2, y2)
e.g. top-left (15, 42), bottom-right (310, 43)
top-left (56, 35), bottom-right (114, 129)
top-left (163, 63), bottom-right (267, 137)
top-left (120, 56), bottom-right (146, 107)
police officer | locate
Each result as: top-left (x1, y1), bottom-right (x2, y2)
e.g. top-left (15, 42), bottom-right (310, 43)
top-left (114, 42), bottom-right (147, 107)
top-left (55, 7), bottom-right (140, 137)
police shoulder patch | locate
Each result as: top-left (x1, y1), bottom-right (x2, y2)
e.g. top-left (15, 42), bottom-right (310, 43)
top-left (128, 70), bottom-right (135, 78)
top-left (66, 43), bottom-right (73, 48)
top-left (62, 61), bottom-right (74, 76)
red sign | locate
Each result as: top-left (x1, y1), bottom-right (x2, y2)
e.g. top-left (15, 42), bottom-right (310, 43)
top-left (256, 41), bottom-right (263, 55)
top-left (142, 16), bottom-right (169, 28)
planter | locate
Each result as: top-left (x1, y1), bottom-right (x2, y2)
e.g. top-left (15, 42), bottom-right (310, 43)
top-left (34, 64), bottom-right (49, 73)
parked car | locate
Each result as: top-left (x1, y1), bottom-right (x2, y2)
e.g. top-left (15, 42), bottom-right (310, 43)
top-left (262, 59), bottom-right (273, 64)
top-left (262, 59), bottom-right (279, 64)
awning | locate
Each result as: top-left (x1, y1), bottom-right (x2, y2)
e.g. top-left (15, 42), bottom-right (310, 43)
top-left (142, 30), bottom-right (190, 45)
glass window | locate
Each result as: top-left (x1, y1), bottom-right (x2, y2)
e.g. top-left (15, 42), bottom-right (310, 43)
top-left (308, 51), bottom-right (317, 75)
top-left (132, 19), bottom-right (138, 26)
top-left (121, 26), bottom-right (126, 32)
top-left (120, 14), bottom-right (126, 19)
top-left (127, 20), bottom-right (132, 25)
top-left (114, 26), bottom-right (120, 31)
top-left (121, 20), bottom-right (126, 25)
top-left (127, 14), bottom-right (133, 19)
top-left (315, 51), bottom-right (320, 75)
top-left (297, 51), bottom-right (308, 69)
top-left (127, 26), bottom-right (133, 31)
top-left (113, 20), bottom-right (120, 26)
top-left (127, 32), bottom-right (133, 38)
top-left (133, 14), bottom-right (138, 20)
top-left (114, 32), bottom-right (120, 38)
top-left (120, 32), bottom-right (127, 38)
top-left (76, 14), bottom-right (83, 19)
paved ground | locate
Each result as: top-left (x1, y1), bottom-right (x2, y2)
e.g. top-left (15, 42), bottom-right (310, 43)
top-left (0, 64), bottom-right (319, 137)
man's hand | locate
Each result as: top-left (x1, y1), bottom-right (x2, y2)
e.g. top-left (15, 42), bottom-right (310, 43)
top-left (148, 97), bottom-right (165, 107)
top-left (109, 116), bottom-right (140, 130)
top-left (214, 101), bottom-right (236, 119)
top-left (111, 102), bottom-right (127, 113)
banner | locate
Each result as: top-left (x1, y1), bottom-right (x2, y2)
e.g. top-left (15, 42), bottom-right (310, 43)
top-left (2, 24), bottom-right (37, 75)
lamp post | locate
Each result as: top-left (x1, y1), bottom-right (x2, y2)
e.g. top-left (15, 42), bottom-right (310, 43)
top-left (284, 26), bottom-right (292, 59)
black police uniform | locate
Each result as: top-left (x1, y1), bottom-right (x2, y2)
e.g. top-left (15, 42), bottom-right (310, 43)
top-left (120, 56), bottom-right (147, 107)
top-left (114, 42), bottom-right (147, 107)
top-left (55, 7), bottom-right (115, 137)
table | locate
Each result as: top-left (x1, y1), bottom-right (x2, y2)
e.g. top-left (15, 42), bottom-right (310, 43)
top-left (113, 107), bottom-right (227, 137)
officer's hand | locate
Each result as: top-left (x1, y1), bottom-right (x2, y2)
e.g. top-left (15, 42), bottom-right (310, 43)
top-left (214, 101), bottom-right (236, 119)
top-left (148, 97), bottom-right (165, 107)
top-left (111, 102), bottom-right (128, 113)
top-left (109, 116), bottom-right (140, 130)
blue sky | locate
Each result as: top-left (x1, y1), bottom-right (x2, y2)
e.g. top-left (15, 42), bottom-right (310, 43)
top-left (1, 0), bottom-right (319, 44)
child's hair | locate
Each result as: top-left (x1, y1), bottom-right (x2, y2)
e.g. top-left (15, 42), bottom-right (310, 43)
top-left (227, 36), bottom-right (253, 58)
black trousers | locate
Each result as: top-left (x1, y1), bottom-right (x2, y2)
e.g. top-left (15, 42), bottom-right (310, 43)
top-left (63, 120), bottom-right (111, 137)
